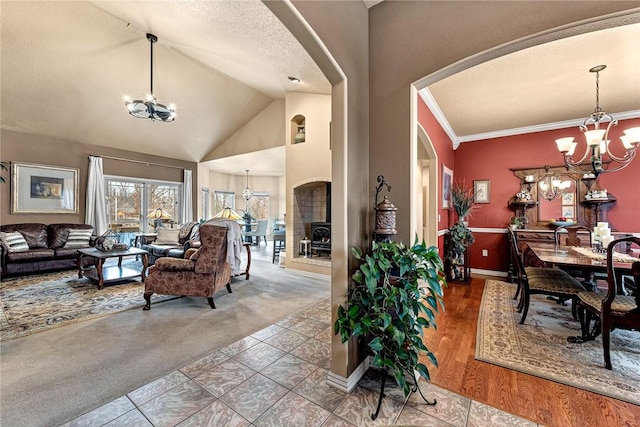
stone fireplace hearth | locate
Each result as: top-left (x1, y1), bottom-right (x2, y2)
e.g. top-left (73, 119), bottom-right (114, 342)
top-left (292, 179), bottom-right (331, 261)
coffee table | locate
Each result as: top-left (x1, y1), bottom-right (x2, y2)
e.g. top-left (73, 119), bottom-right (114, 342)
top-left (77, 247), bottom-right (149, 289)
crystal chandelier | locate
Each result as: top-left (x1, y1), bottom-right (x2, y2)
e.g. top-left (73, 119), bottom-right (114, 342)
top-left (555, 65), bottom-right (640, 177)
top-left (242, 170), bottom-right (253, 201)
top-left (124, 33), bottom-right (176, 122)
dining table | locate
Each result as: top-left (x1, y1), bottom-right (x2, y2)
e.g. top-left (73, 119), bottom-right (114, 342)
top-left (525, 241), bottom-right (638, 293)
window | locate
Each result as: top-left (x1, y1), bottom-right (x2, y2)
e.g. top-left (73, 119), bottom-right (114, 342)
top-left (249, 192), bottom-right (269, 219)
top-left (213, 191), bottom-right (235, 215)
top-left (105, 177), bottom-right (183, 243)
top-left (201, 187), bottom-right (210, 220)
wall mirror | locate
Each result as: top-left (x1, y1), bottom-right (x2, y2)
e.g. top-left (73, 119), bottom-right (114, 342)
top-left (537, 172), bottom-right (577, 221)
top-left (510, 165), bottom-right (585, 227)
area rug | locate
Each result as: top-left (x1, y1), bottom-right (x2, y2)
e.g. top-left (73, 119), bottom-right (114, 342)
top-left (476, 279), bottom-right (640, 405)
top-left (0, 267), bottom-right (176, 341)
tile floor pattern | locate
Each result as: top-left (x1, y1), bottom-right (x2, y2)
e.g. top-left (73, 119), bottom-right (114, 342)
top-left (61, 297), bottom-right (541, 427)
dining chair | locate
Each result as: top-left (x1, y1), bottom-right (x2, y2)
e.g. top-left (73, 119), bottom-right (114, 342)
top-left (272, 229), bottom-right (286, 263)
top-left (554, 225), bottom-right (592, 247)
top-left (245, 219), bottom-right (268, 246)
top-left (508, 228), bottom-right (587, 324)
top-left (573, 236), bottom-right (640, 369)
top-left (553, 224), bottom-right (601, 289)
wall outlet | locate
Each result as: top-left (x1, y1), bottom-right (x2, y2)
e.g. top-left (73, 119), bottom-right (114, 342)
top-left (482, 249), bottom-right (488, 257)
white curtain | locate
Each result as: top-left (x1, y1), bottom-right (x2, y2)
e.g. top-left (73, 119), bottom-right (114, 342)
top-left (85, 156), bottom-right (108, 234)
top-left (182, 169), bottom-right (193, 223)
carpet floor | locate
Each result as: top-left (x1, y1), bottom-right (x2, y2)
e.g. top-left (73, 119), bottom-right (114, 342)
top-left (0, 256), bottom-right (330, 427)
top-left (476, 280), bottom-right (640, 406)
top-left (0, 265), bottom-right (175, 341)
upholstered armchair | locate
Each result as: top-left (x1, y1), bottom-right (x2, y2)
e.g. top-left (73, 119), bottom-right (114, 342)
top-left (143, 224), bottom-right (232, 310)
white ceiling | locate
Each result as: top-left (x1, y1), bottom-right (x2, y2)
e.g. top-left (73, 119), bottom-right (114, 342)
top-left (2, 2), bottom-right (638, 177)
top-left (425, 22), bottom-right (640, 144)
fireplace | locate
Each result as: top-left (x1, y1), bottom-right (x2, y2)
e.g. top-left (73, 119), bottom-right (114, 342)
top-left (310, 222), bottom-right (331, 257)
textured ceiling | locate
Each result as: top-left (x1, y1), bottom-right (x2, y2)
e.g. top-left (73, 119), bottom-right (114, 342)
top-left (2, 1), bottom-right (638, 176)
top-left (1, 0), bottom-right (329, 170)
top-left (426, 22), bottom-right (640, 142)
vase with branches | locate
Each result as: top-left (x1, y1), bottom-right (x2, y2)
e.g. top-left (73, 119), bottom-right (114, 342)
top-left (449, 180), bottom-right (477, 223)
top-left (446, 180), bottom-right (477, 282)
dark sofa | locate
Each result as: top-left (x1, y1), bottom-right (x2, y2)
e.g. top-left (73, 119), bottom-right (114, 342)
top-left (141, 221), bottom-right (200, 265)
top-left (0, 223), bottom-right (95, 279)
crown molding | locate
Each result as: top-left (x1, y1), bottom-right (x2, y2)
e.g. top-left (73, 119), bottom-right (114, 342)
top-left (418, 86), bottom-right (640, 148)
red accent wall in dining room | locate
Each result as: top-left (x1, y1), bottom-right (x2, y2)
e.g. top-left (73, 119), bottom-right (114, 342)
top-left (417, 96), bottom-right (455, 259)
top-left (453, 117), bottom-right (640, 273)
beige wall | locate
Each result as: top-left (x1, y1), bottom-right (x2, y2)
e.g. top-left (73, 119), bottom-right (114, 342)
top-left (203, 100), bottom-right (285, 162)
top-left (369, 1), bottom-right (640, 243)
top-left (1, 129), bottom-right (197, 226)
top-left (284, 92), bottom-right (331, 273)
top-left (267, 0), bottom-right (371, 381)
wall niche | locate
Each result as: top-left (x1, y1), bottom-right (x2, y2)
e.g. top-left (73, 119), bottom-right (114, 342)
top-left (291, 114), bottom-right (306, 144)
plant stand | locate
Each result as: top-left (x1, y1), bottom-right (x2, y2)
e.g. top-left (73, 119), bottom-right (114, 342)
top-left (445, 239), bottom-right (471, 284)
top-left (370, 368), bottom-right (437, 420)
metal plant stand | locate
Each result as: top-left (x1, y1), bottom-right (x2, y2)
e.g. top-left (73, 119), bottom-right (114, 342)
top-left (370, 368), bottom-right (437, 420)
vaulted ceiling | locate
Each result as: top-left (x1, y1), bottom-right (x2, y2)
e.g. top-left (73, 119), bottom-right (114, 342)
top-left (2, 2), bottom-right (638, 176)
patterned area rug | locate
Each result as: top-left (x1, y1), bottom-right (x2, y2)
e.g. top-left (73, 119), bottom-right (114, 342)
top-left (476, 280), bottom-right (640, 405)
top-left (0, 266), bottom-right (176, 341)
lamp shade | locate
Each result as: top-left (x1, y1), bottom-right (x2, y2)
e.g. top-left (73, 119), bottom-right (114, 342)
top-left (147, 208), bottom-right (172, 219)
top-left (213, 207), bottom-right (243, 220)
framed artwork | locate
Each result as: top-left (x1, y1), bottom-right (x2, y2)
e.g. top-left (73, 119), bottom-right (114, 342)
top-left (473, 180), bottom-right (491, 203)
top-left (442, 164), bottom-right (453, 209)
top-left (562, 206), bottom-right (575, 219)
top-left (561, 192), bottom-right (575, 205)
top-left (11, 162), bottom-right (78, 214)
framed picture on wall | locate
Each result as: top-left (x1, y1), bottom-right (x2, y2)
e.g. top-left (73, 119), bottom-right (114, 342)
top-left (562, 206), bottom-right (575, 219)
top-left (473, 180), bottom-right (490, 203)
top-left (562, 192), bottom-right (575, 205)
top-left (11, 162), bottom-right (79, 214)
top-left (442, 164), bottom-right (453, 209)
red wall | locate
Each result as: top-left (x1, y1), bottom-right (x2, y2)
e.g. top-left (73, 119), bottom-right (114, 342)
top-left (417, 95), bottom-right (455, 258)
top-left (418, 93), bottom-right (640, 273)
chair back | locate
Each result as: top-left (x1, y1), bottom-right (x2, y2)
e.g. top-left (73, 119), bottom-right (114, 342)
top-left (554, 225), bottom-right (592, 247)
top-left (191, 224), bottom-right (228, 274)
top-left (254, 219), bottom-right (268, 235)
top-left (604, 236), bottom-right (640, 309)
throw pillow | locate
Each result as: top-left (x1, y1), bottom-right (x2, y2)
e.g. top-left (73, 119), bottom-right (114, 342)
top-left (63, 228), bottom-right (94, 248)
top-left (154, 227), bottom-right (181, 245)
top-left (0, 231), bottom-right (30, 252)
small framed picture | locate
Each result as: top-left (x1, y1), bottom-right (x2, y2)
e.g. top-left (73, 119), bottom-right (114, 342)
top-left (473, 180), bottom-right (490, 204)
top-left (442, 164), bottom-right (453, 209)
top-left (562, 206), bottom-right (575, 219)
top-left (562, 192), bottom-right (575, 205)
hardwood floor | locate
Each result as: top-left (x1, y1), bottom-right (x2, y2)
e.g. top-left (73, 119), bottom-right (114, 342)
top-left (422, 277), bottom-right (640, 427)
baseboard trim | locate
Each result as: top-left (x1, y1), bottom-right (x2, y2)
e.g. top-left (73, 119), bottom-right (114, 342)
top-left (327, 357), bottom-right (370, 393)
top-left (472, 268), bottom-right (508, 278)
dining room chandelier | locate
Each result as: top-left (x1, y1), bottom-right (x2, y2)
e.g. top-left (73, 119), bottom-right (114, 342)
top-left (124, 33), bottom-right (176, 122)
top-left (242, 170), bottom-right (253, 201)
top-left (554, 65), bottom-right (640, 177)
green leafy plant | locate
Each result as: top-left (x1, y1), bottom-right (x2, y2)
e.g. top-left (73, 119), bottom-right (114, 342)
top-left (509, 216), bottom-right (525, 229)
top-left (446, 220), bottom-right (474, 259)
top-left (449, 180), bottom-right (477, 220)
top-left (334, 238), bottom-right (446, 396)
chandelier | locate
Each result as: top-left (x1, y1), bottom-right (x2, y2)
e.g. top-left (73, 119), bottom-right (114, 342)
top-left (555, 65), bottom-right (640, 177)
top-left (124, 33), bottom-right (176, 122)
top-left (242, 170), bottom-right (253, 201)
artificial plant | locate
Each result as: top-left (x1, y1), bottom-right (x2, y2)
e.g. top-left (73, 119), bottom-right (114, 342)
top-left (449, 179), bottom-right (477, 221)
top-left (334, 238), bottom-right (446, 396)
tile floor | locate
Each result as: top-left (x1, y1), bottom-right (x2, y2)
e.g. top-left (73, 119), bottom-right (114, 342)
top-left (61, 295), bottom-right (540, 427)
